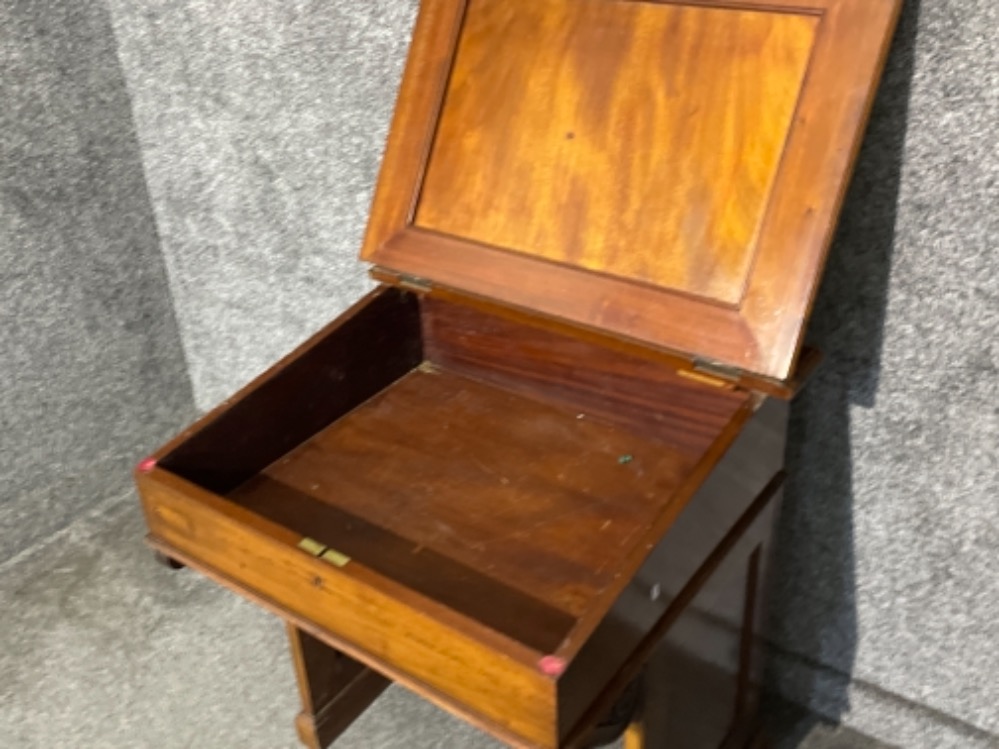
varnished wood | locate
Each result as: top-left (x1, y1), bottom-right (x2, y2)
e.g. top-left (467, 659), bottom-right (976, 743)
top-left (562, 474), bottom-right (784, 748)
top-left (376, 272), bottom-right (821, 401)
top-left (139, 468), bottom-right (558, 747)
top-left (133, 282), bottom-right (807, 749)
top-left (417, 0), bottom-right (817, 304)
top-left (287, 624), bottom-right (389, 749)
top-left (158, 286), bottom-right (421, 494)
top-left (624, 721), bottom-right (646, 749)
top-left (422, 297), bottom-right (747, 456)
top-left (559, 398), bottom-right (787, 744)
top-left (232, 365), bottom-right (746, 635)
top-left (236, 475), bottom-right (575, 653)
top-left (132, 0), bottom-right (903, 744)
top-left (363, 0), bottom-right (902, 381)
top-left (135, 291), bottom-right (774, 748)
top-left (734, 548), bottom-right (762, 721)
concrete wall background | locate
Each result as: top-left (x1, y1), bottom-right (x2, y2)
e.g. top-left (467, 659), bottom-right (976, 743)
top-left (105, 0), bottom-right (418, 411)
top-left (2, 0), bottom-right (995, 746)
top-left (769, 1), bottom-right (999, 746)
top-left (0, 0), bottom-right (194, 563)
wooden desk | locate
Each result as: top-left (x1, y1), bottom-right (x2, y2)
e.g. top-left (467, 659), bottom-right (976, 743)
top-left (133, 0), bottom-right (901, 745)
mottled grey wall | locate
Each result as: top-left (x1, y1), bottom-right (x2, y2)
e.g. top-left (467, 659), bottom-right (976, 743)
top-left (770, 1), bottom-right (998, 746)
top-left (0, 0), bottom-right (194, 563)
top-left (103, 0), bottom-right (996, 747)
top-left (105, 0), bottom-right (419, 411)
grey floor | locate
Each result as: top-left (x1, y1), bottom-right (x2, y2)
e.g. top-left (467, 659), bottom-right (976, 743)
top-left (0, 494), bottom-right (890, 749)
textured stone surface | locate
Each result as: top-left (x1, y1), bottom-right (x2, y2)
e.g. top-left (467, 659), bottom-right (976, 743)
top-left (770, 0), bottom-right (999, 742)
top-left (0, 0), bottom-right (194, 563)
top-left (105, 0), bottom-right (418, 410)
top-left (768, 650), bottom-right (999, 749)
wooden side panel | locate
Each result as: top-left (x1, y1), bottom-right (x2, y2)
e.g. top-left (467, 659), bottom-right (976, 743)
top-left (622, 510), bottom-right (775, 749)
top-left (421, 297), bottom-right (748, 458)
top-left (138, 471), bottom-right (557, 748)
top-left (159, 287), bottom-right (422, 494)
top-left (287, 624), bottom-right (390, 749)
top-left (558, 399), bottom-right (788, 743)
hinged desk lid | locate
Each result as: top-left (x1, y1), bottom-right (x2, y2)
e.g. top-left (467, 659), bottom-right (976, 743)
top-left (362, 0), bottom-right (901, 382)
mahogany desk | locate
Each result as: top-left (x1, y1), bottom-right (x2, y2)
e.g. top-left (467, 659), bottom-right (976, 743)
top-left (134, 0), bottom-right (901, 746)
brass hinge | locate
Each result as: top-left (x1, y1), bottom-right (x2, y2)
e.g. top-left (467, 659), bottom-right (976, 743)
top-left (397, 274), bottom-right (432, 294)
top-left (297, 537), bottom-right (351, 568)
top-left (692, 358), bottom-right (744, 381)
top-left (677, 357), bottom-right (744, 389)
top-left (297, 537), bottom-right (326, 556)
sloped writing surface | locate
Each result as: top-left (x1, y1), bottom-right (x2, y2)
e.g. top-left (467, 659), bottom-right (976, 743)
top-left (362, 0), bottom-right (902, 381)
top-left (416, 0), bottom-right (818, 305)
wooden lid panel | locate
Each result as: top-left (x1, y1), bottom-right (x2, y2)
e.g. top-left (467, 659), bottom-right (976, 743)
top-left (362, 0), bottom-right (902, 381)
top-left (415, 1), bottom-right (818, 306)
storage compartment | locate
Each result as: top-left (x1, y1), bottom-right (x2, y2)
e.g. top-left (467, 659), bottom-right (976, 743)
top-left (137, 285), bottom-right (769, 746)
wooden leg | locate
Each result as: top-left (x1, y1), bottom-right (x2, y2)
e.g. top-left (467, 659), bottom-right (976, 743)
top-left (623, 714), bottom-right (646, 749)
top-left (287, 623), bottom-right (390, 749)
top-left (734, 547), bottom-right (763, 720)
top-left (153, 550), bottom-right (184, 570)
top-left (584, 672), bottom-right (645, 748)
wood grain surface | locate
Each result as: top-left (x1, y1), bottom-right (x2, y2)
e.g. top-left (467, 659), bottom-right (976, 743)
top-left (159, 286), bottom-right (421, 494)
top-left (416, 0), bottom-right (817, 304)
top-left (363, 0), bottom-right (903, 381)
top-left (422, 296), bottom-right (748, 455)
top-left (133, 2), bottom-right (904, 742)
top-left (137, 288), bottom-right (776, 747)
top-left (556, 398), bottom-right (787, 744)
top-left (287, 624), bottom-right (390, 749)
top-left (140, 469), bottom-right (558, 747)
top-left (246, 368), bottom-right (702, 619)
top-left (233, 473), bottom-right (577, 653)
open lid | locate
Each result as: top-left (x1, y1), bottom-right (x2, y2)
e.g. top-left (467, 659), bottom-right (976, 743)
top-left (362, 0), bottom-right (901, 382)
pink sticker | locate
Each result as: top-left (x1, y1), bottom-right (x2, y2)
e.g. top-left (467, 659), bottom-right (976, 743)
top-left (137, 457), bottom-right (157, 474)
top-left (538, 655), bottom-right (567, 678)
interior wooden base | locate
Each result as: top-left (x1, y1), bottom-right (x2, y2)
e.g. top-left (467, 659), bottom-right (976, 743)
top-left (139, 287), bottom-right (784, 748)
top-left (229, 365), bottom-right (716, 655)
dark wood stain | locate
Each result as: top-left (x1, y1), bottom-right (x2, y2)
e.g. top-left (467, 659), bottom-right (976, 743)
top-left (160, 288), bottom-right (422, 493)
top-left (422, 297), bottom-right (748, 457)
top-left (556, 397), bottom-right (787, 742)
top-left (287, 624), bottom-right (390, 748)
top-left (133, 0), bottom-right (904, 743)
top-left (231, 475), bottom-right (576, 653)
top-left (246, 368), bottom-right (706, 619)
top-left (560, 473), bottom-right (786, 748)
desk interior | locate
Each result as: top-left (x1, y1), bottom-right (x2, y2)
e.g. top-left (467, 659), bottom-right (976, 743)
top-left (233, 365), bottom-right (750, 657)
top-left (159, 289), bottom-right (752, 655)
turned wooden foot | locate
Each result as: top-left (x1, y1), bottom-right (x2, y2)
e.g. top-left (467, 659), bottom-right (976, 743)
top-left (623, 718), bottom-right (646, 749)
top-left (586, 674), bottom-right (644, 748)
top-left (153, 550), bottom-right (184, 570)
